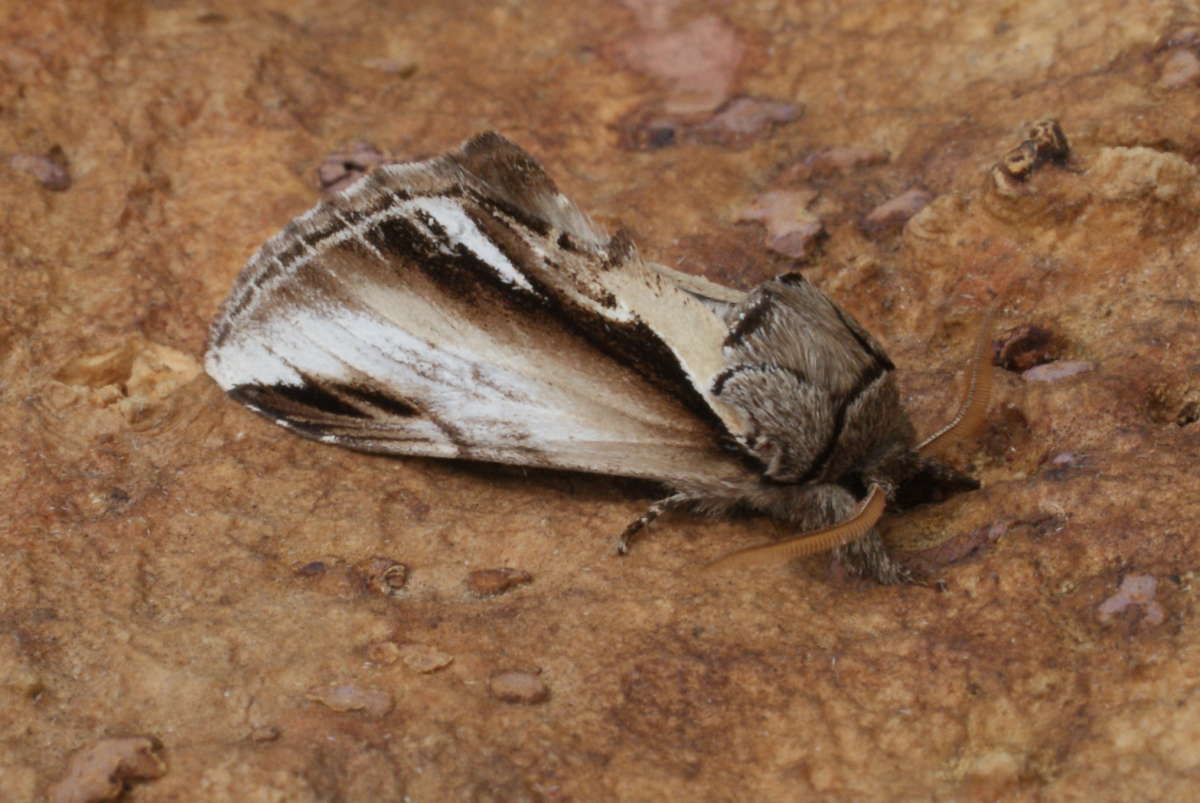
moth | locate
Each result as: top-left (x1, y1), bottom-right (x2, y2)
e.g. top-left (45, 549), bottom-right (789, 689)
top-left (205, 132), bottom-right (992, 584)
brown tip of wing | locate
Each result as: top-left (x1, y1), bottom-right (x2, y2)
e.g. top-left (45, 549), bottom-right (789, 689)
top-left (456, 132), bottom-right (560, 200)
top-left (704, 485), bottom-right (887, 572)
top-left (918, 307), bottom-right (997, 456)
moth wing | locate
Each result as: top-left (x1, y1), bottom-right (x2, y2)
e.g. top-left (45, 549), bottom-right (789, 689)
top-left (444, 133), bottom-right (754, 437)
top-left (645, 260), bottom-right (747, 312)
top-left (458, 134), bottom-right (746, 314)
top-left (205, 134), bottom-right (753, 486)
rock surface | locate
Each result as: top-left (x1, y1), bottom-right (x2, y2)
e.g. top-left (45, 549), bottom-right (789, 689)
top-left (3, 1), bottom-right (1199, 800)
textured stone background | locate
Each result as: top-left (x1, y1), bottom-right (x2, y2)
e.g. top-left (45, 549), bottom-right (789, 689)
top-left (4, 0), bottom-right (1200, 800)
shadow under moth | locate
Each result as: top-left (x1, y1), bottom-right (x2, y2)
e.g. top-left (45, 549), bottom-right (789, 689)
top-left (205, 132), bottom-right (992, 584)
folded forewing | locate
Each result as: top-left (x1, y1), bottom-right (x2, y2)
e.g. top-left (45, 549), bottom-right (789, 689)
top-left (205, 134), bottom-right (754, 486)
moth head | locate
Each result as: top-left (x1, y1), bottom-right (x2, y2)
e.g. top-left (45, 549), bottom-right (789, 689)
top-left (883, 451), bottom-right (982, 511)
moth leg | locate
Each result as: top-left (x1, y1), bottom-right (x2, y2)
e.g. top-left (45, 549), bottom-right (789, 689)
top-left (834, 530), bottom-right (914, 585)
top-left (791, 483), bottom-right (914, 585)
top-left (616, 493), bottom-right (695, 555)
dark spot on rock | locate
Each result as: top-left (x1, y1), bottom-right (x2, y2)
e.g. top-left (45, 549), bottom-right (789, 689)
top-left (295, 561), bottom-right (328, 577)
top-left (647, 123), bottom-right (678, 149)
top-left (994, 323), bottom-right (1056, 371)
top-left (9, 145), bottom-right (71, 191)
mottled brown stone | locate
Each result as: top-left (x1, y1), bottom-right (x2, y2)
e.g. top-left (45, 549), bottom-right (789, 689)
top-left (354, 556), bottom-right (409, 596)
top-left (489, 671), bottom-right (550, 705)
top-left (5, 1), bottom-right (1200, 801)
top-left (994, 323), bottom-right (1057, 372)
top-left (466, 568), bottom-right (533, 597)
top-left (305, 683), bottom-right (394, 718)
top-left (46, 737), bottom-right (166, 803)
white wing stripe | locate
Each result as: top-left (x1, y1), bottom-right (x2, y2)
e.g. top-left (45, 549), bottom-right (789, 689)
top-left (401, 197), bottom-right (537, 292)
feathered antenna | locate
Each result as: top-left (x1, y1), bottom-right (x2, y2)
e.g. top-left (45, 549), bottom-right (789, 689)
top-left (917, 308), bottom-right (997, 456)
top-left (704, 485), bottom-right (886, 571)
